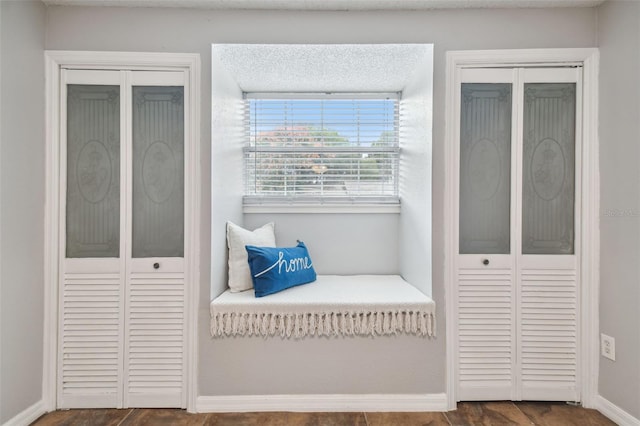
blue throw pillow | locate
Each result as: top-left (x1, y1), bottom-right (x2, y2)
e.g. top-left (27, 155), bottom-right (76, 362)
top-left (245, 241), bottom-right (317, 297)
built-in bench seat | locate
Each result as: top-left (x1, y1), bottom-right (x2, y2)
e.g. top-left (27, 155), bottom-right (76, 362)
top-left (210, 275), bottom-right (435, 338)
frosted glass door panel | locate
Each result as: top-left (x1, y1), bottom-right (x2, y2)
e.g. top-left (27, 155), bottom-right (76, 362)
top-left (459, 83), bottom-right (512, 254)
top-left (132, 86), bottom-right (184, 258)
top-left (522, 83), bottom-right (576, 255)
top-left (66, 85), bottom-right (120, 258)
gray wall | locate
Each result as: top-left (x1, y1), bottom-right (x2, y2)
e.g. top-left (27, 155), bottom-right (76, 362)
top-left (596, 0), bottom-right (640, 418)
top-left (44, 6), bottom-right (597, 397)
top-left (5, 0), bottom-right (640, 417)
top-left (0, 0), bottom-right (46, 422)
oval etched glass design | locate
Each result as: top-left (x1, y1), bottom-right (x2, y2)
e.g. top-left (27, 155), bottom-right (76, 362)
top-left (468, 139), bottom-right (502, 201)
top-left (132, 86), bottom-right (184, 258)
top-left (142, 141), bottom-right (177, 203)
top-left (531, 138), bottom-right (566, 201)
top-left (522, 83), bottom-right (576, 255)
top-left (66, 85), bottom-right (120, 258)
top-left (459, 83), bottom-right (512, 255)
top-left (76, 140), bottom-right (112, 203)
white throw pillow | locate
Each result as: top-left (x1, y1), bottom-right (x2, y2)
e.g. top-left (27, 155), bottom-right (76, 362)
top-left (226, 221), bottom-right (276, 292)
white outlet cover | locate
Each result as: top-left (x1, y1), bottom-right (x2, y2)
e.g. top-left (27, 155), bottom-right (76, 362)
top-left (601, 333), bottom-right (616, 361)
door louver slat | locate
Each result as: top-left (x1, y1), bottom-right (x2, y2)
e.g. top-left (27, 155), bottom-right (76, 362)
top-left (520, 270), bottom-right (578, 401)
top-left (59, 273), bottom-right (121, 408)
top-left (458, 270), bottom-right (514, 400)
top-left (125, 273), bottom-right (184, 407)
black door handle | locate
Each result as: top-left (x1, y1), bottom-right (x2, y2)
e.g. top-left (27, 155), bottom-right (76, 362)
top-left (153, 262), bottom-right (160, 270)
top-left (482, 259), bottom-right (489, 266)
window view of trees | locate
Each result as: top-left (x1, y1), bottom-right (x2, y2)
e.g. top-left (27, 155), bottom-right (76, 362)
top-left (245, 98), bottom-right (399, 199)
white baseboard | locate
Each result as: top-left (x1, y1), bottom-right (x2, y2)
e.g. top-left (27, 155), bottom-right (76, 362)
top-left (3, 399), bottom-right (46, 426)
top-left (596, 395), bottom-right (640, 426)
top-left (197, 393), bottom-right (447, 413)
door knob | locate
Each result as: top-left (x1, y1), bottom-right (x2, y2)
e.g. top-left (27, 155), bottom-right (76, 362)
top-left (482, 259), bottom-right (489, 266)
top-left (153, 262), bottom-right (160, 270)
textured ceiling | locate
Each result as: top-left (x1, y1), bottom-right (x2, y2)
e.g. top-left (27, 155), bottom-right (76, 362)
top-left (43, 0), bottom-right (605, 10)
top-left (213, 44), bottom-right (433, 92)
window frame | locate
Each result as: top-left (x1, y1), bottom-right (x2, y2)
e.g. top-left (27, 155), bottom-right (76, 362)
top-left (242, 92), bottom-right (401, 213)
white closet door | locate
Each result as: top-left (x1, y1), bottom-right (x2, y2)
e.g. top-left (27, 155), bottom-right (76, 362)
top-left (58, 70), bottom-right (187, 409)
top-left (124, 71), bottom-right (186, 408)
top-left (456, 69), bottom-right (518, 401)
top-left (455, 67), bottom-right (581, 402)
top-left (517, 68), bottom-right (580, 401)
top-left (58, 70), bottom-right (126, 408)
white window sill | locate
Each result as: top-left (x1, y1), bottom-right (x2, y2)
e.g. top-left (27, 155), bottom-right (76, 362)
top-left (243, 203), bottom-right (401, 214)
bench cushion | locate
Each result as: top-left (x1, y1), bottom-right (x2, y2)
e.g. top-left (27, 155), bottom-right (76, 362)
top-left (210, 275), bottom-right (435, 338)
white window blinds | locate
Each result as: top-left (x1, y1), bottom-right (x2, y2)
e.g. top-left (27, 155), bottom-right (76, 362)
top-left (244, 94), bottom-right (400, 204)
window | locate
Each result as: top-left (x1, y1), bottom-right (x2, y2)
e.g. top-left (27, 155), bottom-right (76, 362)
top-left (243, 93), bottom-right (400, 205)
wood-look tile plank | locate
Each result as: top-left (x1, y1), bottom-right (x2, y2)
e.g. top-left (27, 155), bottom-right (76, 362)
top-left (445, 402), bottom-right (534, 426)
top-left (119, 409), bottom-right (209, 426)
top-left (203, 412), bottom-right (284, 426)
top-left (283, 412), bottom-right (368, 426)
top-left (365, 412), bottom-right (451, 426)
top-left (516, 401), bottom-right (617, 426)
top-left (31, 409), bottom-right (132, 426)
top-left (204, 412), bottom-right (367, 426)
top-left (30, 403), bottom-right (619, 426)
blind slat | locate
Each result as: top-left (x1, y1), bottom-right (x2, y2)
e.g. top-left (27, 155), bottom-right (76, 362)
top-left (244, 147), bottom-right (399, 154)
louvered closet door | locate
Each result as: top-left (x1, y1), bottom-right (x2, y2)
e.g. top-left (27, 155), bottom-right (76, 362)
top-left (58, 70), bottom-right (125, 408)
top-left (517, 68), bottom-right (579, 401)
top-left (124, 73), bottom-right (186, 408)
top-left (457, 69), bottom-right (518, 400)
top-left (59, 70), bottom-right (187, 409)
top-left (456, 67), bottom-right (580, 402)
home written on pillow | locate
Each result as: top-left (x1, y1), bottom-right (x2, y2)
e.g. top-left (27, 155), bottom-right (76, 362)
top-left (246, 241), bottom-right (317, 297)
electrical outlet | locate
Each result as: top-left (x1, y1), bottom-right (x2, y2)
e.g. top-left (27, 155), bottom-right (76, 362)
top-left (601, 333), bottom-right (616, 361)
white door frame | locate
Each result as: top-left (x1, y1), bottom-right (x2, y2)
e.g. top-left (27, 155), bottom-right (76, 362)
top-left (444, 48), bottom-right (599, 410)
top-left (43, 51), bottom-right (201, 413)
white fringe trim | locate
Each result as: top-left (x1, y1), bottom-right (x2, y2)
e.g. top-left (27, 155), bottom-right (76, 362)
top-left (211, 310), bottom-right (435, 338)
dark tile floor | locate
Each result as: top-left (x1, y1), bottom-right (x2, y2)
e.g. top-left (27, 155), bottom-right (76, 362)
top-left (31, 401), bottom-right (617, 426)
